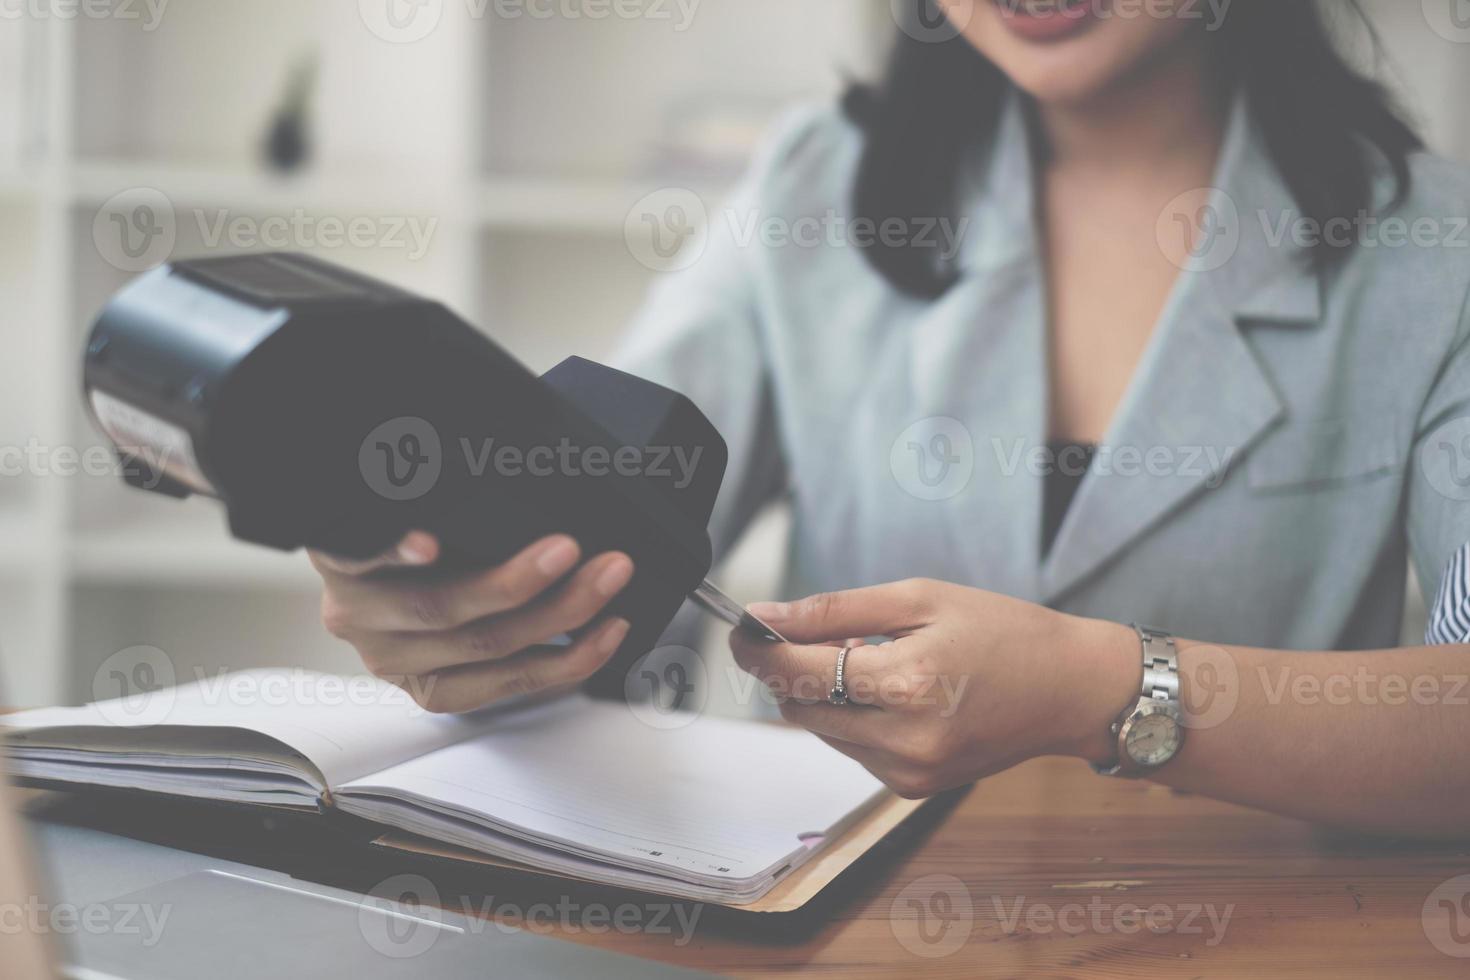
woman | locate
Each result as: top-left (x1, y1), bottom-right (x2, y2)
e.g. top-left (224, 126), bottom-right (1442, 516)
top-left (312, 1), bottom-right (1470, 838)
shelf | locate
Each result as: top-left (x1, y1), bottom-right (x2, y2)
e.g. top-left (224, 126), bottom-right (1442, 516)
top-left (475, 175), bottom-right (728, 234)
top-left (68, 521), bottom-right (320, 590)
top-left (69, 160), bottom-right (728, 234)
top-left (69, 160), bottom-right (464, 217)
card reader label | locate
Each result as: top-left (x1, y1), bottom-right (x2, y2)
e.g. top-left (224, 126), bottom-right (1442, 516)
top-left (89, 390), bottom-right (216, 496)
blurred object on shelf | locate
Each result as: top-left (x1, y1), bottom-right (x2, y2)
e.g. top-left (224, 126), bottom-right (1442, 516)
top-left (642, 96), bottom-right (783, 180)
top-left (262, 51), bottom-right (318, 173)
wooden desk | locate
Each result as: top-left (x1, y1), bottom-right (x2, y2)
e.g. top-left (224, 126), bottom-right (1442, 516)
top-left (17, 755), bottom-right (1470, 978)
top-left (531, 756), bottom-right (1470, 978)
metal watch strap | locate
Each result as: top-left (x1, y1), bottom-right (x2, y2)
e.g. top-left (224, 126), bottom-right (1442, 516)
top-left (1093, 624), bottom-right (1180, 777)
top-left (1137, 625), bottom-right (1179, 707)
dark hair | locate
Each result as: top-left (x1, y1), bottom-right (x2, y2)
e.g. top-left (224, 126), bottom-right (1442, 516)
top-left (842, 1), bottom-right (1423, 299)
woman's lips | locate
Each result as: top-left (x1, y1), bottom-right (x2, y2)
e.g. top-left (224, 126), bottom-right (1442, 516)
top-left (989, 0), bottom-right (1100, 43)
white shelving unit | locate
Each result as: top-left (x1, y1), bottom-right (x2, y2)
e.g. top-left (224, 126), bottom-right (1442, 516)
top-left (0, 2), bottom-right (885, 707)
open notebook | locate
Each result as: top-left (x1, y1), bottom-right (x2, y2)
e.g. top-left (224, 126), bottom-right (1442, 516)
top-left (1, 670), bottom-right (888, 905)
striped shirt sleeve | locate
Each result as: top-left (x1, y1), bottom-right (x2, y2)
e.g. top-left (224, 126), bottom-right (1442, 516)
top-left (1427, 544), bottom-right (1470, 645)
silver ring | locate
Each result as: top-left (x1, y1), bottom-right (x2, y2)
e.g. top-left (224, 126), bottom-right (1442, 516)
top-left (828, 646), bottom-right (852, 706)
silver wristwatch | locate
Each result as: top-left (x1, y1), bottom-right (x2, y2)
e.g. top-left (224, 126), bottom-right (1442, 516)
top-left (1093, 625), bottom-right (1184, 777)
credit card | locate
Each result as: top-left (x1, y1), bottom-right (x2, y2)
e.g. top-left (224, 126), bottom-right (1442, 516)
top-left (690, 579), bottom-right (788, 643)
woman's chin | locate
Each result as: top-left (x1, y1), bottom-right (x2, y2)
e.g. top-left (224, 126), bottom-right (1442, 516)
top-left (997, 59), bottom-right (1131, 108)
top-left (958, 2), bottom-right (1199, 109)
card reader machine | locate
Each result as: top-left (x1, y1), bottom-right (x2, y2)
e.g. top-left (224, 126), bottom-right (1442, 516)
top-left (82, 253), bottom-right (776, 695)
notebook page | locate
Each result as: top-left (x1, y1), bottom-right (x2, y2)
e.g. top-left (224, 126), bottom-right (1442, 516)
top-left (3, 669), bottom-right (508, 787)
top-left (337, 696), bottom-right (887, 884)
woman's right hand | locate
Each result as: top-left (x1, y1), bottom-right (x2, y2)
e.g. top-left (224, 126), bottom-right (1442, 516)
top-left (310, 532), bottom-right (635, 714)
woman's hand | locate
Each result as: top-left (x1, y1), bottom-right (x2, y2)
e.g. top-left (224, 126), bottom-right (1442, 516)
top-left (731, 580), bottom-right (1139, 798)
top-left (310, 531), bottom-right (635, 714)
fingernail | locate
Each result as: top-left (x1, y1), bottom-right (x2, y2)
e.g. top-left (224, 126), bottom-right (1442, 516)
top-left (398, 535), bottom-right (435, 565)
top-left (594, 557), bottom-right (634, 597)
top-left (597, 618), bottom-right (631, 656)
top-left (748, 601), bottom-right (790, 621)
top-left (536, 538), bottom-right (580, 576)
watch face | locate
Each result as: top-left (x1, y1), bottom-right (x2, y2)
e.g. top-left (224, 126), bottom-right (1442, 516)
top-left (1125, 711), bottom-right (1181, 768)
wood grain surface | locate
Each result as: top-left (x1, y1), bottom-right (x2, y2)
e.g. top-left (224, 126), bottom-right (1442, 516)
top-left (510, 756), bottom-right (1470, 978)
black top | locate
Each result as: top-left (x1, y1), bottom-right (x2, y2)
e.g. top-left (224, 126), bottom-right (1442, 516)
top-left (1042, 441), bottom-right (1096, 556)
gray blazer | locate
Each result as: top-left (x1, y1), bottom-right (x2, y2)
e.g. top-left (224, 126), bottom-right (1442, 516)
top-left (616, 94), bottom-right (1470, 652)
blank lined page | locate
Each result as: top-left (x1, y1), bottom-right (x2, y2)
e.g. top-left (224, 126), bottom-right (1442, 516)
top-left (337, 696), bottom-right (886, 883)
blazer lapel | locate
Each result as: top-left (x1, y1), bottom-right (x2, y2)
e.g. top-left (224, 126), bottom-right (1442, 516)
top-left (1039, 97), bottom-right (1322, 603)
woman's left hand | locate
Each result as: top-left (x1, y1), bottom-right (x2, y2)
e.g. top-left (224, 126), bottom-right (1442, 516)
top-left (732, 580), bottom-right (1139, 798)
